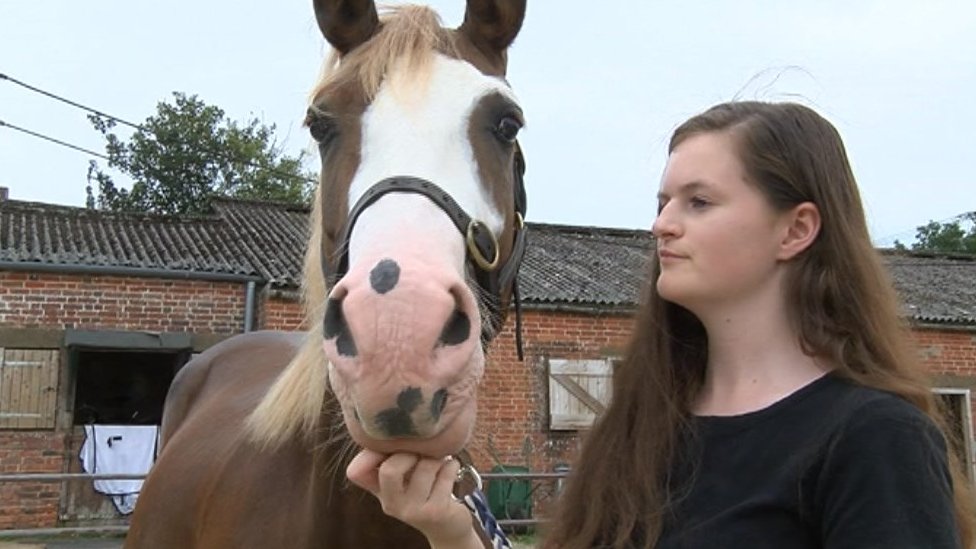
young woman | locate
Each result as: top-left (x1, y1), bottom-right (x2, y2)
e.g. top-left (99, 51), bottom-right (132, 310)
top-left (347, 101), bottom-right (975, 549)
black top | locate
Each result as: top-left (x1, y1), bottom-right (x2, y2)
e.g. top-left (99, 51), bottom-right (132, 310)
top-left (656, 373), bottom-right (961, 549)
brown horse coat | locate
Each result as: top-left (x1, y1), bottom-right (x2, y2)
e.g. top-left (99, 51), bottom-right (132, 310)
top-left (125, 1), bottom-right (527, 546)
top-left (124, 331), bottom-right (428, 548)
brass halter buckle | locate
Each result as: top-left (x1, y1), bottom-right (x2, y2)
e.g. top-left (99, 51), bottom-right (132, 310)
top-left (451, 462), bottom-right (484, 503)
top-left (465, 220), bottom-right (500, 271)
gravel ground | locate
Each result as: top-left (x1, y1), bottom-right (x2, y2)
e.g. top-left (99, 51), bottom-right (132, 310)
top-left (1, 535), bottom-right (530, 548)
top-left (0, 537), bottom-right (123, 549)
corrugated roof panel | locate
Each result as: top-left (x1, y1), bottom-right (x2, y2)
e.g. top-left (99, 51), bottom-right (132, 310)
top-left (2, 198), bottom-right (974, 324)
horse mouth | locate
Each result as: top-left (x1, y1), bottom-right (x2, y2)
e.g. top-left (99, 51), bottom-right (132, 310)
top-left (329, 364), bottom-right (482, 458)
top-left (338, 389), bottom-right (478, 458)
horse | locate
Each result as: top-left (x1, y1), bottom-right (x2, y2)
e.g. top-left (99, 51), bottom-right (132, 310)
top-left (123, 1), bottom-right (528, 547)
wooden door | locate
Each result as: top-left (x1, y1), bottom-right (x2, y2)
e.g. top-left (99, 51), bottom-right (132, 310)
top-left (0, 348), bottom-right (59, 429)
top-left (547, 359), bottom-right (613, 430)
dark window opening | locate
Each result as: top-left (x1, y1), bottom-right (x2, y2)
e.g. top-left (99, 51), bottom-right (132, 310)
top-left (936, 391), bottom-right (974, 481)
top-left (73, 350), bottom-right (185, 426)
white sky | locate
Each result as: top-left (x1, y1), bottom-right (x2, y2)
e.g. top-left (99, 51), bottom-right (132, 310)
top-left (2, 1), bottom-right (974, 246)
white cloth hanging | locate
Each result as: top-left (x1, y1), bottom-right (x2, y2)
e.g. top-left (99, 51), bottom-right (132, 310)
top-left (79, 424), bottom-right (158, 515)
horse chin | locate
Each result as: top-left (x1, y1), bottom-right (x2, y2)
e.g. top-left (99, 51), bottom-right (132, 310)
top-left (341, 402), bottom-right (476, 459)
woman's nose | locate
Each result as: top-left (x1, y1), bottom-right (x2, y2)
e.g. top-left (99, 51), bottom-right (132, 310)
top-left (652, 205), bottom-right (679, 239)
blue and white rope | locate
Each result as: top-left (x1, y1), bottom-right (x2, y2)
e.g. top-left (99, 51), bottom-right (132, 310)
top-left (463, 488), bottom-right (512, 549)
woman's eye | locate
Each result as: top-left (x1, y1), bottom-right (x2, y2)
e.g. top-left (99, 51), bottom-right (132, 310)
top-left (690, 196), bottom-right (710, 209)
top-left (495, 116), bottom-right (522, 143)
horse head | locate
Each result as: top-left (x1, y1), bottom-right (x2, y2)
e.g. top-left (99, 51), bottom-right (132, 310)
top-left (304, 0), bottom-right (527, 459)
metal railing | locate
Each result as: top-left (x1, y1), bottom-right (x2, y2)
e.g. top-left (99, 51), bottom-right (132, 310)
top-left (0, 469), bottom-right (568, 536)
top-left (0, 472), bottom-right (134, 539)
top-left (0, 473), bottom-right (145, 482)
top-left (481, 471), bottom-right (566, 528)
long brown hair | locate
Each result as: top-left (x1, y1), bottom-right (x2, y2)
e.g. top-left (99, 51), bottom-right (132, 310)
top-left (543, 101), bottom-right (974, 548)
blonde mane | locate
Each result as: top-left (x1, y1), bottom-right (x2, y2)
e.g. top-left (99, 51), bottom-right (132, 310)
top-left (311, 5), bottom-right (458, 106)
top-left (247, 5), bottom-right (457, 448)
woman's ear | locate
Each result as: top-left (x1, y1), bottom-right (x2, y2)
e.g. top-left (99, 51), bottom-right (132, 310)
top-left (777, 202), bottom-right (821, 260)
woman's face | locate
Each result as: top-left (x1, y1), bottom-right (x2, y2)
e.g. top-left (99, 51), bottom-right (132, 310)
top-left (653, 131), bottom-right (788, 314)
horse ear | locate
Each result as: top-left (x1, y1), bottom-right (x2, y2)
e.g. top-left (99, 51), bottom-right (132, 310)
top-left (458, 0), bottom-right (527, 54)
top-left (313, 0), bottom-right (380, 55)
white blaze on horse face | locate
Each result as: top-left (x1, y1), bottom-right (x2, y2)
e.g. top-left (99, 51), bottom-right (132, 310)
top-left (347, 53), bottom-right (519, 275)
top-left (326, 54), bottom-right (519, 454)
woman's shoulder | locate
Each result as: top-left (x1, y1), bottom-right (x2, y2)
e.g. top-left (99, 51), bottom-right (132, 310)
top-left (823, 374), bottom-right (935, 431)
top-left (809, 377), bottom-right (958, 548)
top-left (814, 374), bottom-right (947, 463)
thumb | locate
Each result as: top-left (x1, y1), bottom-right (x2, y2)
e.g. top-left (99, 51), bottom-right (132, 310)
top-left (346, 449), bottom-right (387, 495)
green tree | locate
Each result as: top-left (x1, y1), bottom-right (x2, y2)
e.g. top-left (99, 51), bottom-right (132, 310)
top-left (86, 92), bottom-right (315, 215)
top-left (894, 212), bottom-right (976, 254)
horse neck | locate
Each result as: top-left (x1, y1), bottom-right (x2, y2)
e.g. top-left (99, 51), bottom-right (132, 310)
top-left (302, 403), bottom-right (429, 547)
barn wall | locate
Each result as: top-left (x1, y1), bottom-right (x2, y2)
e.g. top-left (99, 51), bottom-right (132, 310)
top-left (915, 326), bottom-right (976, 435)
top-left (1, 269), bottom-right (975, 530)
top-left (261, 295), bottom-right (306, 331)
top-left (916, 327), bottom-right (976, 377)
top-left (0, 432), bottom-right (63, 529)
top-left (0, 271), bottom-right (249, 530)
top-left (0, 272), bottom-right (247, 333)
top-left (474, 310), bottom-right (634, 473)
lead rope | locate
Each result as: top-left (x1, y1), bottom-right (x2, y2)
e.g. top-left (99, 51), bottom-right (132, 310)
top-left (453, 451), bottom-right (513, 549)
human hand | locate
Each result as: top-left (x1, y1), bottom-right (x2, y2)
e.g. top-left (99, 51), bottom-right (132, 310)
top-left (346, 449), bottom-right (483, 549)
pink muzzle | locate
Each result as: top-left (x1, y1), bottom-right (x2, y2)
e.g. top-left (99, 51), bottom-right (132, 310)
top-left (322, 251), bottom-right (484, 454)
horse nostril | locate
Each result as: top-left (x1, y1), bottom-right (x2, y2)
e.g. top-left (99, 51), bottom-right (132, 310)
top-left (323, 298), bottom-right (357, 357)
top-left (323, 298), bottom-right (343, 338)
top-left (430, 389), bottom-right (448, 421)
top-left (438, 309), bottom-right (470, 347)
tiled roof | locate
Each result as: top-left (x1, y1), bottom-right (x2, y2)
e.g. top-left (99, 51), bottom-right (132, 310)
top-left (1, 198), bottom-right (974, 325)
top-left (885, 253), bottom-right (976, 325)
top-left (519, 223), bottom-right (652, 308)
top-left (0, 200), bottom-right (255, 276)
top-left (210, 198), bottom-right (309, 286)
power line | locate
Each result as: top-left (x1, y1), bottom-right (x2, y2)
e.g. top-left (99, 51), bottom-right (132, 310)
top-left (1, 73), bottom-right (143, 131)
top-left (0, 119), bottom-right (109, 161)
top-left (1, 72), bottom-right (317, 184)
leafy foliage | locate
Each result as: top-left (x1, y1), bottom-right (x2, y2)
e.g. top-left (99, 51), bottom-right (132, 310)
top-left (894, 212), bottom-right (976, 254)
top-left (86, 92), bottom-right (314, 215)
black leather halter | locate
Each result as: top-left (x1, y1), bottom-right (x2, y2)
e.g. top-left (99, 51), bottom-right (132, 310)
top-left (321, 145), bottom-right (528, 359)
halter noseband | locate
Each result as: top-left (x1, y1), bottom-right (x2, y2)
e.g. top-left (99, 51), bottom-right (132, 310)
top-left (321, 145), bottom-right (528, 359)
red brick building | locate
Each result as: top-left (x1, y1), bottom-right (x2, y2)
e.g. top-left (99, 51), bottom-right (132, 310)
top-left (1, 196), bottom-right (974, 531)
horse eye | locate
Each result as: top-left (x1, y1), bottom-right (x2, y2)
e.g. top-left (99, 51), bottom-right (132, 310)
top-left (495, 116), bottom-right (522, 143)
top-left (308, 114), bottom-right (337, 145)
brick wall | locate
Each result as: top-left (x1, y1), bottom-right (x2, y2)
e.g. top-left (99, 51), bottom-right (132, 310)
top-left (472, 309), bottom-right (634, 473)
top-left (261, 296), bottom-right (306, 331)
top-left (1, 270), bottom-right (975, 531)
top-left (913, 326), bottom-right (976, 432)
top-left (914, 328), bottom-right (976, 377)
top-left (0, 432), bottom-right (65, 529)
top-left (0, 271), bottom-right (249, 530)
top-left (0, 272), bottom-right (247, 333)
